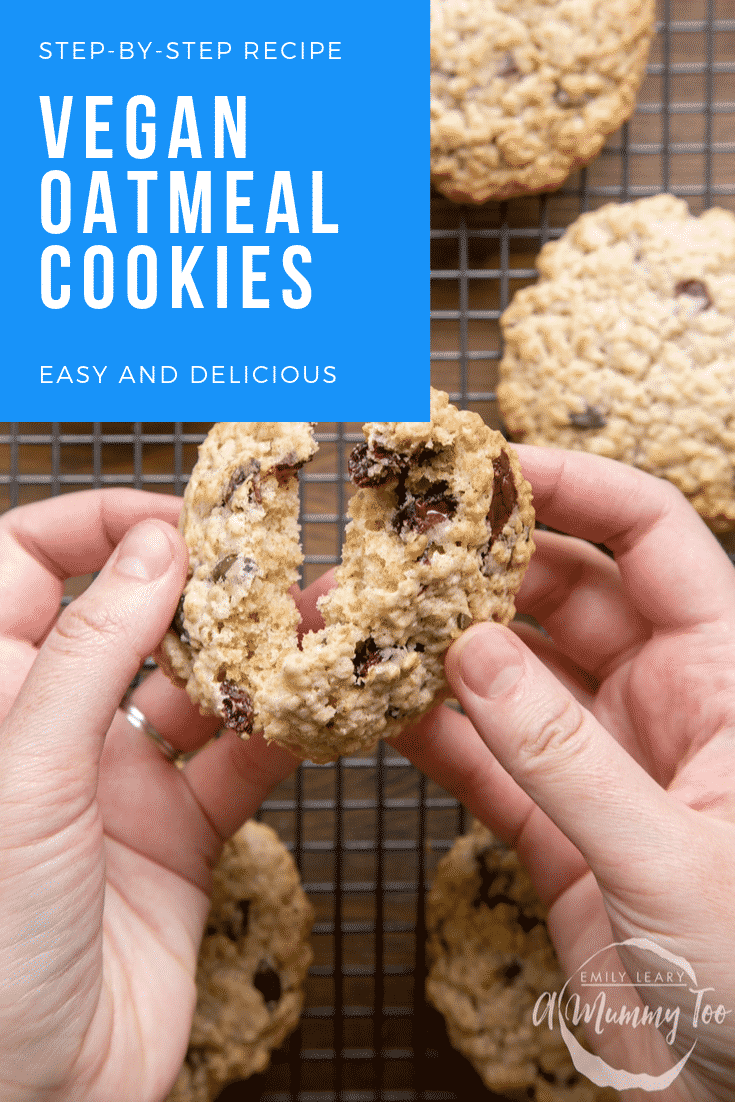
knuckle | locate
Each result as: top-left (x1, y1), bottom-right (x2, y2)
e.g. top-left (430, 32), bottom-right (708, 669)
top-left (47, 598), bottom-right (122, 656)
top-left (520, 696), bottom-right (588, 769)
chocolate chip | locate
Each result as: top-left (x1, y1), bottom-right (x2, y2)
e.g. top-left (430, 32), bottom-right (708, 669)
top-left (185, 1047), bottom-right (207, 1070)
top-left (393, 480), bottom-right (458, 537)
top-left (223, 459), bottom-right (262, 506)
top-left (212, 557), bottom-right (257, 592)
top-left (211, 553), bottom-right (238, 583)
top-left (568, 403), bottom-right (607, 430)
top-left (349, 441), bottom-right (408, 487)
top-left (502, 959), bottom-right (522, 983)
top-left (487, 452), bottom-right (517, 540)
top-left (349, 439), bottom-right (446, 489)
top-left (471, 852), bottom-right (544, 936)
top-left (230, 899), bottom-right (251, 938)
top-left (170, 594), bottom-right (190, 645)
top-left (220, 681), bottom-right (254, 736)
top-left (253, 960), bottom-right (282, 1008)
top-left (206, 900), bottom-right (249, 943)
top-left (273, 452), bottom-right (307, 486)
top-left (347, 442), bottom-right (372, 484)
top-left (471, 849), bottom-right (516, 910)
top-left (675, 278), bottom-right (712, 310)
top-left (354, 637), bottom-right (384, 685)
top-left (517, 912), bottom-right (542, 934)
top-left (413, 443), bottom-right (445, 465)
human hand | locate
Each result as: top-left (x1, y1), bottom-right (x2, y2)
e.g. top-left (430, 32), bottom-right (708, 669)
top-left (0, 490), bottom-right (301, 1102)
top-left (392, 448), bottom-right (735, 1101)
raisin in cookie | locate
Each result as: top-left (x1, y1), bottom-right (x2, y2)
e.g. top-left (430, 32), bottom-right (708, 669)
top-left (167, 820), bottom-right (314, 1102)
top-left (162, 390), bottom-right (535, 762)
top-left (497, 194), bottom-right (735, 531)
top-left (426, 823), bottom-right (619, 1101)
top-left (431, 0), bottom-right (655, 203)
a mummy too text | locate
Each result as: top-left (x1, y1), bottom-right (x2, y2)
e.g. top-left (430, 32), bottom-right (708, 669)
top-left (39, 95), bottom-right (339, 310)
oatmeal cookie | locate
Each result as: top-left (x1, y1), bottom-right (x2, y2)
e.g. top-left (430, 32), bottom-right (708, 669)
top-left (497, 194), bottom-right (735, 531)
top-left (431, 0), bottom-right (655, 203)
top-left (167, 820), bottom-right (314, 1102)
top-left (162, 390), bottom-right (535, 762)
top-left (426, 822), bottom-right (619, 1101)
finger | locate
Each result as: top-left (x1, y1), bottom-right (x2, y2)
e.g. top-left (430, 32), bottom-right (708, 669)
top-left (445, 622), bottom-right (692, 893)
top-left (100, 686), bottom-right (291, 895)
top-left (0, 636), bottom-right (37, 723)
top-left (1, 520), bottom-right (188, 827)
top-left (516, 529), bottom-right (649, 679)
top-left (294, 568), bottom-right (335, 636)
top-left (516, 445), bottom-right (735, 629)
top-left (392, 700), bottom-right (616, 1005)
top-left (389, 703), bottom-right (590, 906)
top-left (128, 668), bottom-right (222, 754)
top-left (98, 706), bottom-right (225, 894)
top-left (512, 620), bottom-right (597, 706)
top-left (0, 489), bottom-right (183, 644)
top-left (182, 728), bottom-right (299, 841)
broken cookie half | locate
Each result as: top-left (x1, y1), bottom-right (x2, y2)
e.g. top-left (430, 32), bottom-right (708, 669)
top-left (162, 390), bottom-right (535, 762)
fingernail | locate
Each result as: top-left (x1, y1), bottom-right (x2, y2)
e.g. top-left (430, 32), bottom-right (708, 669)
top-left (115, 521), bottom-right (175, 582)
top-left (457, 625), bottom-right (523, 699)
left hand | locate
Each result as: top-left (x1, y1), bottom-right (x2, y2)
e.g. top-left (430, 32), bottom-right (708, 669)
top-left (0, 490), bottom-right (301, 1102)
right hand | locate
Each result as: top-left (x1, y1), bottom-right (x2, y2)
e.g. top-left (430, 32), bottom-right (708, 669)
top-left (393, 448), bottom-right (735, 1101)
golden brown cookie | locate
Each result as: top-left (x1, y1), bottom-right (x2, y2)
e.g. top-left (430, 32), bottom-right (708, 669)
top-left (426, 822), bottom-right (619, 1101)
top-left (431, 0), bottom-right (655, 203)
top-left (166, 821), bottom-right (313, 1102)
top-left (497, 194), bottom-right (735, 531)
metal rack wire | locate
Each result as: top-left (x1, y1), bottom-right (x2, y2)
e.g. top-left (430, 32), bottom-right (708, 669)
top-left (1, 3), bottom-right (734, 1099)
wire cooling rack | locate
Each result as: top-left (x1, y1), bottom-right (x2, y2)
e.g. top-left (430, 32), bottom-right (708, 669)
top-left (1, 3), bottom-right (734, 1099)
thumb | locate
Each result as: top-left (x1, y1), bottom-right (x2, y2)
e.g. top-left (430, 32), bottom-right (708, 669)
top-left (1, 519), bottom-right (187, 818)
top-left (445, 623), bottom-right (688, 891)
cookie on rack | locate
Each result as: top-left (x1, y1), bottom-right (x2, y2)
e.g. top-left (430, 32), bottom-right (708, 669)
top-left (497, 193), bottom-right (735, 531)
top-left (431, 0), bottom-right (655, 203)
top-left (426, 822), bottom-right (619, 1101)
top-left (167, 820), bottom-right (314, 1102)
top-left (162, 390), bottom-right (535, 763)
